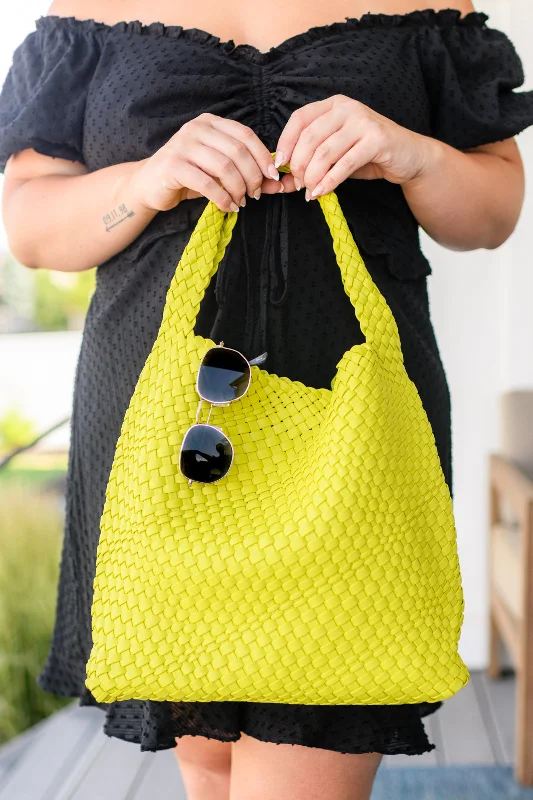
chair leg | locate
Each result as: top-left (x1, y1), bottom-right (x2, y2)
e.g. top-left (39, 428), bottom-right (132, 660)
top-left (515, 668), bottom-right (533, 786)
top-left (488, 608), bottom-right (503, 679)
top-left (488, 479), bottom-right (503, 681)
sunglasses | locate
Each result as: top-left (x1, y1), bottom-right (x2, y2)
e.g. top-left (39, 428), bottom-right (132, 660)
top-left (179, 343), bottom-right (267, 485)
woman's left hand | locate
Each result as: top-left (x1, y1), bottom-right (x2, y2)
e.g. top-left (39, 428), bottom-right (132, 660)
top-left (272, 94), bottom-right (433, 200)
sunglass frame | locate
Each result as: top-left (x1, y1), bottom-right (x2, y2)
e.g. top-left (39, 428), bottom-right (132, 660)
top-left (180, 343), bottom-right (250, 486)
top-left (195, 344), bottom-right (252, 407)
top-left (179, 421), bottom-right (234, 486)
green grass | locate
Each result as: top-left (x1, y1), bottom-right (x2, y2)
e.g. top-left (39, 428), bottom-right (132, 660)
top-left (0, 453), bottom-right (68, 489)
top-left (0, 481), bottom-right (70, 744)
top-left (0, 468), bottom-right (67, 488)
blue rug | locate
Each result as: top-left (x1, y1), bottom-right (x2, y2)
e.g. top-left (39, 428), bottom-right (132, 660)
top-left (371, 766), bottom-right (533, 799)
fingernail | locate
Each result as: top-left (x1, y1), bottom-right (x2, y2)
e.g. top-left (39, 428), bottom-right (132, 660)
top-left (239, 197), bottom-right (246, 207)
top-left (274, 151), bottom-right (284, 168)
top-left (253, 188), bottom-right (261, 200)
top-left (278, 183), bottom-right (285, 193)
top-left (311, 184), bottom-right (323, 198)
top-left (268, 165), bottom-right (280, 181)
top-left (305, 189), bottom-right (310, 202)
top-left (294, 178), bottom-right (302, 191)
top-left (230, 202), bottom-right (239, 212)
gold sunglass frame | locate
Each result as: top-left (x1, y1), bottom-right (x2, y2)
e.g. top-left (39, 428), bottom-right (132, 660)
top-left (179, 342), bottom-right (258, 486)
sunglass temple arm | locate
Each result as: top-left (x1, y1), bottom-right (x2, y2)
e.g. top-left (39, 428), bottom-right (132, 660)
top-left (195, 399), bottom-right (214, 426)
top-left (248, 351), bottom-right (268, 367)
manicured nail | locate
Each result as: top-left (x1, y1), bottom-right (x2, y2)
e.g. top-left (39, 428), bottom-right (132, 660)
top-left (311, 184), bottom-right (324, 198)
top-left (305, 189), bottom-right (310, 202)
top-left (274, 151), bottom-right (284, 168)
top-left (239, 197), bottom-right (247, 207)
top-left (294, 178), bottom-right (302, 191)
top-left (278, 183), bottom-right (285, 193)
top-left (230, 202), bottom-right (239, 212)
top-left (253, 188), bottom-right (261, 200)
top-left (268, 165), bottom-right (280, 181)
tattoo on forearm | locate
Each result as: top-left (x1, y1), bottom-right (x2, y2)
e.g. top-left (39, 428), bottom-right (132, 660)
top-left (103, 203), bottom-right (135, 232)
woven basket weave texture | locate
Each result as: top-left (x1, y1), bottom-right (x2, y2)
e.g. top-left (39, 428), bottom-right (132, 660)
top-left (85, 166), bottom-right (469, 706)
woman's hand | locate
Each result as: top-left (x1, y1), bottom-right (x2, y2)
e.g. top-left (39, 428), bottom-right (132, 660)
top-left (130, 113), bottom-right (283, 213)
top-left (273, 94), bottom-right (524, 251)
top-left (273, 94), bottom-right (433, 200)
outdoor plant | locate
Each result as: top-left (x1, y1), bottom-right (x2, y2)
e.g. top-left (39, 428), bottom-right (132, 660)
top-left (0, 481), bottom-right (70, 743)
top-left (0, 408), bottom-right (37, 453)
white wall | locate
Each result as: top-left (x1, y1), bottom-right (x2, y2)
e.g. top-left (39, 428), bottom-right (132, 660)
top-left (423, 0), bottom-right (533, 668)
top-left (0, 331), bottom-right (81, 450)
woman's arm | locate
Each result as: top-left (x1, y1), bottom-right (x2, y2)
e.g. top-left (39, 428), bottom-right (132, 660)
top-left (2, 112), bottom-right (281, 272)
top-left (398, 0), bottom-right (525, 249)
top-left (273, 1), bottom-right (526, 252)
top-left (400, 137), bottom-right (524, 251)
top-left (2, 153), bottom-right (157, 272)
top-left (274, 96), bottom-right (525, 252)
top-left (2, 0), bottom-right (281, 271)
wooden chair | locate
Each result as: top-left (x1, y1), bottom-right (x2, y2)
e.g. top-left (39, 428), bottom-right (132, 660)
top-left (489, 390), bottom-right (533, 786)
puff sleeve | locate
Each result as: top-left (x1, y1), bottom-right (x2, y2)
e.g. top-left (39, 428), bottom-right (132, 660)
top-left (0, 17), bottom-right (103, 173)
top-left (418, 11), bottom-right (533, 149)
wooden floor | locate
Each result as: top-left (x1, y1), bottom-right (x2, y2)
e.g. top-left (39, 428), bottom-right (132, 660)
top-left (0, 670), bottom-right (517, 800)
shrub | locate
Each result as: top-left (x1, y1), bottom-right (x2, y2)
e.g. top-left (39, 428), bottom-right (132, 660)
top-left (0, 408), bottom-right (37, 452)
top-left (0, 481), bottom-right (69, 743)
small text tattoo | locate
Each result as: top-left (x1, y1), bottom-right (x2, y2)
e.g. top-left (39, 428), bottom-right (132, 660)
top-left (103, 203), bottom-right (135, 232)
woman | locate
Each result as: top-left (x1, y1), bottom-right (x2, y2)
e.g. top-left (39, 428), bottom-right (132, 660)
top-left (0, 0), bottom-right (532, 797)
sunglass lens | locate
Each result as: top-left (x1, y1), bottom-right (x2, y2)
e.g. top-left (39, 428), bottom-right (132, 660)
top-left (198, 348), bottom-right (250, 404)
top-left (180, 424), bottom-right (233, 484)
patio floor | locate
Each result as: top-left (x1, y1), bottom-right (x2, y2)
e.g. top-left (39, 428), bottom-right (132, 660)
top-left (0, 669), bottom-right (517, 799)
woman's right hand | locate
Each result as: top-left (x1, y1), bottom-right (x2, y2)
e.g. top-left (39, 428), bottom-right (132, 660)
top-left (129, 113), bottom-right (283, 213)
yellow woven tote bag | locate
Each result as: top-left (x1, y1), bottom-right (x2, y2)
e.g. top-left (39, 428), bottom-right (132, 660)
top-left (85, 162), bottom-right (469, 706)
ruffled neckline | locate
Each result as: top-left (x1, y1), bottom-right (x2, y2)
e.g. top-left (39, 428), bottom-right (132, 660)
top-left (38, 9), bottom-right (490, 65)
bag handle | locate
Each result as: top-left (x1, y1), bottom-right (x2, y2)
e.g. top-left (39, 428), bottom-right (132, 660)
top-left (162, 154), bottom-right (403, 363)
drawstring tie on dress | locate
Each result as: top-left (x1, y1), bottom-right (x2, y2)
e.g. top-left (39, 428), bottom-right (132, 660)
top-left (209, 187), bottom-right (290, 370)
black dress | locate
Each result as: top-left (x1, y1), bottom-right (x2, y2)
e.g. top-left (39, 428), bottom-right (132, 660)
top-left (1, 9), bottom-right (533, 756)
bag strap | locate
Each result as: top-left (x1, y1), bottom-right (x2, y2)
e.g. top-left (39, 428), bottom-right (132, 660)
top-left (162, 155), bottom-right (403, 364)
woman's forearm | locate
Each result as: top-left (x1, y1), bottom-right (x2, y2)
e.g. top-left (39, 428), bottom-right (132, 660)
top-left (3, 158), bottom-right (158, 272)
top-left (274, 96), bottom-right (525, 252)
top-left (401, 137), bottom-right (525, 251)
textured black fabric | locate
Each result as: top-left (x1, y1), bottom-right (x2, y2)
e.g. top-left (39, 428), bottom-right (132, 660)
top-left (1, 9), bottom-right (533, 756)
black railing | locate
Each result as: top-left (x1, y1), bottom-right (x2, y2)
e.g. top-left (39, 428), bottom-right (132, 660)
top-left (0, 417), bottom-right (70, 471)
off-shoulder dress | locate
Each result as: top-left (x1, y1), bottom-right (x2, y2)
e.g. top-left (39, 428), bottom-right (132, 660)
top-left (1, 9), bottom-right (532, 754)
